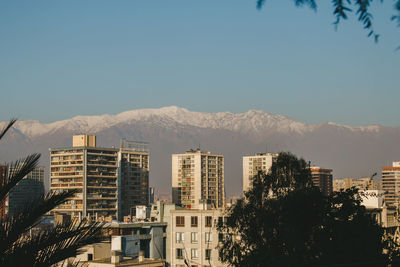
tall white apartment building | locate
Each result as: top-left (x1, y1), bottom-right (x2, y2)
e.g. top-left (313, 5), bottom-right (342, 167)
top-left (172, 150), bottom-right (224, 209)
top-left (382, 161), bottom-right (400, 207)
top-left (242, 153), bottom-right (278, 192)
top-left (169, 208), bottom-right (228, 267)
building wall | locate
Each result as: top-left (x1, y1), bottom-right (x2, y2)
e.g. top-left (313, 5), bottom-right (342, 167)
top-left (242, 153), bottom-right (277, 193)
top-left (172, 150), bottom-right (224, 209)
top-left (382, 162), bottom-right (400, 207)
top-left (50, 145), bottom-right (119, 220)
top-left (170, 209), bottom-right (228, 267)
top-left (119, 148), bottom-right (149, 220)
top-left (310, 167), bottom-right (333, 196)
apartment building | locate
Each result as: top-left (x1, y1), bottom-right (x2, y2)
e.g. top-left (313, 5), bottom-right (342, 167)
top-left (119, 139), bottom-right (149, 220)
top-left (333, 177), bottom-right (379, 192)
top-left (382, 161), bottom-right (400, 207)
top-left (169, 208), bottom-right (228, 267)
top-left (7, 166), bottom-right (45, 215)
top-left (242, 153), bottom-right (278, 192)
top-left (172, 150), bottom-right (224, 209)
top-left (50, 135), bottom-right (149, 221)
top-left (310, 167), bottom-right (333, 196)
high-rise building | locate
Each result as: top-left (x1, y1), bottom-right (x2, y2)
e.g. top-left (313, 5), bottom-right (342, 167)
top-left (172, 150), bottom-right (224, 209)
top-left (118, 139), bottom-right (149, 220)
top-left (50, 135), bottom-right (149, 221)
top-left (310, 167), bottom-right (333, 196)
top-left (242, 153), bottom-right (278, 192)
top-left (7, 166), bottom-right (45, 216)
top-left (382, 161), bottom-right (400, 207)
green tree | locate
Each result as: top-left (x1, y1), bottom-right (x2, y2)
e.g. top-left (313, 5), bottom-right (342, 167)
top-left (257, 0), bottom-right (400, 42)
top-left (0, 119), bottom-right (103, 267)
top-left (218, 152), bottom-right (390, 267)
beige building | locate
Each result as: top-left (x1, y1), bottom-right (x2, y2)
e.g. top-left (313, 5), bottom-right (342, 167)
top-left (333, 177), bottom-right (379, 192)
top-left (50, 135), bottom-right (149, 221)
top-left (310, 167), bottom-right (333, 196)
top-left (382, 161), bottom-right (400, 207)
top-left (172, 150), bottom-right (224, 209)
top-left (169, 208), bottom-right (228, 267)
top-left (242, 153), bottom-right (278, 192)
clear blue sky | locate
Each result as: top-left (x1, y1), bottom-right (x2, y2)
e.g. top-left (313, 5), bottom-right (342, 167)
top-left (1, 0), bottom-right (399, 126)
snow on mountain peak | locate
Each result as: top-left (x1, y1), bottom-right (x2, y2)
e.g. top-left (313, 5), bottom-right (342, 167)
top-left (2, 106), bottom-right (382, 138)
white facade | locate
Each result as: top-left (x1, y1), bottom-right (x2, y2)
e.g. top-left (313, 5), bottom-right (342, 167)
top-left (360, 190), bottom-right (384, 209)
top-left (172, 150), bottom-right (224, 209)
top-left (242, 153), bottom-right (277, 193)
top-left (169, 209), bottom-right (228, 267)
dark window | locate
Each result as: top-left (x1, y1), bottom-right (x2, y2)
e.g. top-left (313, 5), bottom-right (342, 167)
top-left (191, 216), bottom-right (198, 227)
top-left (176, 248), bottom-right (184, 259)
top-left (205, 249), bottom-right (212, 260)
top-left (176, 216), bottom-right (185, 227)
top-left (205, 216), bottom-right (212, 227)
top-left (88, 253), bottom-right (93, 261)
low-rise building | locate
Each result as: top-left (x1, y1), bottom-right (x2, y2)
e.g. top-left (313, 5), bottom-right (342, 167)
top-left (169, 207), bottom-right (228, 267)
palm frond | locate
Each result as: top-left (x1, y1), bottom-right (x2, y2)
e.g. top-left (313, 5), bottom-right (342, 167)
top-left (0, 119), bottom-right (16, 141)
top-left (2, 220), bottom-right (103, 267)
top-left (0, 190), bottom-right (76, 256)
top-left (0, 153), bottom-right (41, 202)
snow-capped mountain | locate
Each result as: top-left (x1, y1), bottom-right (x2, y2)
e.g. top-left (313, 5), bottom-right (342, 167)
top-left (3, 106), bottom-right (382, 137)
top-left (0, 106), bottom-right (399, 197)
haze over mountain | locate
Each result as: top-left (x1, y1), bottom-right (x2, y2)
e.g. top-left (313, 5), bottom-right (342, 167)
top-left (1, 106), bottom-right (399, 198)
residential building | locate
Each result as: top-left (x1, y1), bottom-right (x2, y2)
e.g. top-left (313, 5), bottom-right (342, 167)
top-left (172, 150), bottom-right (224, 209)
top-left (310, 167), bottom-right (333, 196)
top-left (170, 208), bottom-right (228, 267)
top-left (382, 161), bottom-right (400, 207)
top-left (50, 135), bottom-right (149, 221)
top-left (242, 153), bottom-right (278, 192)
top-left (333, 177), bottom-right (379, 192)
top-left (7, 166), bottom-right (45, 216)
top-left (118, 139), bottom-right (149, 220)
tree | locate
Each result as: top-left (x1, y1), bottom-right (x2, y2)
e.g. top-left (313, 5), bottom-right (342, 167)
top-left (218, 152), bottom-right (391, 267)
top-left (0, 119), bottom-right (103, 266)
top-left (257, 0), bottom-right (400, 42)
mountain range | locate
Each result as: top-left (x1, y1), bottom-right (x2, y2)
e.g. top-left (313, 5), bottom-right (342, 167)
top-left (1, 106), bottom-right (399, 197)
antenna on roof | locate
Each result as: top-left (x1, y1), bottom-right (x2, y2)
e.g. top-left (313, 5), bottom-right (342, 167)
top-left (198, 143), bottom-right (201, 150)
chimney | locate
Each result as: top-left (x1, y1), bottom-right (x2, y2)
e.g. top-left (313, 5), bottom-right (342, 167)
top-left (111, 250), bottom-right (122, 264)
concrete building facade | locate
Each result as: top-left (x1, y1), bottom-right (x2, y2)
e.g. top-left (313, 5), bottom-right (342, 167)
top-left (382, 161), bottom-right (400, 207)
top-left (50, 135), bottom-right (149, 221)
top-left (172, 150), bottom-right (224, 209)
top-left (242, 153), bottom-right (278, 192)
top-left (333, 177), bottom-right (379, 192)
top-left (169, 208), bottom-right (228, 267)
top-left (310, 167), bottom-right (333, 196)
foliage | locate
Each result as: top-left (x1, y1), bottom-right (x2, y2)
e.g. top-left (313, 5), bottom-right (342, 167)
top-left (218, 152), bottom-right (390, 267)
top-left (0, 120), bottom-right (103, 267)
top-left (257, 0), bottom-right (400, 42)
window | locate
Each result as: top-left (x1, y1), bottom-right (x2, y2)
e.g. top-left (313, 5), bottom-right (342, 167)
top-left (205, 249), bottom-right (212, 260)
top-left (176, 232), bottom-right (185, 243)
top-left (191, 216), bottom-right (198, 227)
top-left (191, 232), bottom-right (198, 243)
top-left (176, 248), bottom-right (184, 259)
top-left (205, 216), bottom-right (212, 227)
top-left (218, 233), bottom-right (224, 242)
top-left (205, 232), bottom-right (212, 243)
top-left (191, 248), bottom-right (198, 259)
top-left (176, 216), bottom-right (185, 227)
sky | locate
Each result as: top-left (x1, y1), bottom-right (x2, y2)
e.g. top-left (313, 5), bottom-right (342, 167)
top-left (0, 0), bottom-right (399, 127)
